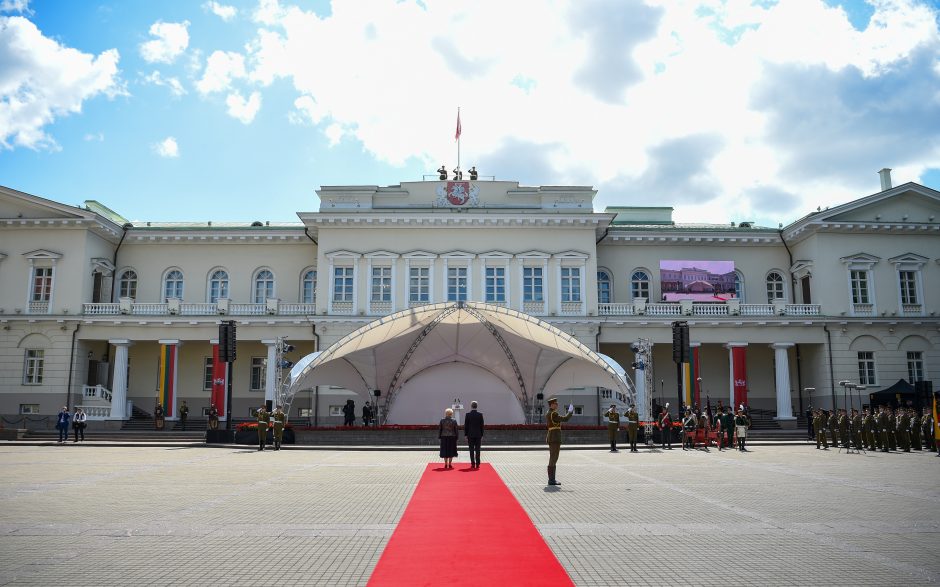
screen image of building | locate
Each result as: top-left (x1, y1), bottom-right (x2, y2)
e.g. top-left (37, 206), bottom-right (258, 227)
top-left (0, 170), bottom-right (937, 429)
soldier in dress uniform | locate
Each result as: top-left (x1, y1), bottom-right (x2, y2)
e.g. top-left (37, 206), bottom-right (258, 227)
top-left (862, 408), bottom-right (875, 451)
top-left (828, 410), bottom-right (839, 448)
top-left (814, 410), bottom-right (829, 449)
top-left (886, 407), bottom-right (898, 451)
top-left (272, 405), bottom-right (287, 451)
top-left (626, 404), bottom-right (640, 453)
top-left (256, 404), bottom-right (269, 451)
top-left (850, 409), bottom-right (863, 450)
top-left (922, 407), bottom-right (936, 452)
top-left (154, 402), bottom-right (165, 431)
top-left (545, 397), bottom-right (573, 486)
top-left (207, 403), bottom-right (219, 430)
top-left (898, 408), bottom-right (912, 452)
top-left (876, 405), bottom-right (889, 452)
top-left (603, 404), bottom-right (620, 452)
top-left (178, 400), bottom-right (189, 431)
top-left (838, 409), bottom-right (849, 449)
top-left (910, 408), bottom-right (922, 450)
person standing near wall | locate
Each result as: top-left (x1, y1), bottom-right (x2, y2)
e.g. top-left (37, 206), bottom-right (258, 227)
top-left (546, 397), bottom-right (573, 486)
top-left (55, 407), bottom-right (71, 444)
top-left (256, 404), bottom-right (269, 451)
top-left (272, 405), bottom-right (286, 451)
top-left (72, 407), bottom-right (86, 442)
top-left (603, 404), bottom-right (620, 453)
top-left (626, 404), bottom-right (640, 453)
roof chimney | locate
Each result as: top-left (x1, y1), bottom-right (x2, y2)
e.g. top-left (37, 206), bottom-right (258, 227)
top-left (878, 168), bottom-right (892, 191)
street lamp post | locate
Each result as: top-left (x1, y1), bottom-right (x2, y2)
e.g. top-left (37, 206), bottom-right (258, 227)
top-left (839, 380), bottom-right (849, 412)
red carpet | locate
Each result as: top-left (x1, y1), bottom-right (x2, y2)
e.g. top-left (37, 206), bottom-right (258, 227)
top-left (368, 463), bottom-right (573, 587)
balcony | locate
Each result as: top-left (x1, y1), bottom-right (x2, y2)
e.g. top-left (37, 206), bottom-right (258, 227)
top-left (901, 303), bottom-right (923, 316)
top-left (598, 301), bottom-right (821, 318)
top-left (852, 303), bottom-right (875, 317)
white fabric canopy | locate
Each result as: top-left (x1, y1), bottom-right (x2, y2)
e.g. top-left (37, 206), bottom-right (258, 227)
top-left (287, 302), bottom-right (635, 422)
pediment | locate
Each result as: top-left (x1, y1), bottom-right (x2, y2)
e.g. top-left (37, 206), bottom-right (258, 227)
top-left (324, 249), bottom-right (362, 259)
top-left (555, 250), bottom-right (590, 259)
top-left (440, 250), bottom-right (476, 258)
top-left (0, 185), bottom-right (90, 221)
top-left (839, 252), bottom-right (880, 267)
top-left (364, 250), bottom-right (400, 258)
top-left (888, 253), bottom-right (929, 268)
top-left (479, 251), bottom-right (513, 258)
top-left (23, 249), bottom-right (63, 260)
top-left (518, 250), bottom-right (551, 258)
top-left (402, 250), bottom-right (437, 258)
top-left (820, 185), bottom-right (940, 224)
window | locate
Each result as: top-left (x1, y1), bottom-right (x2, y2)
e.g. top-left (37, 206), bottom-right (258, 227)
top-left (254, 269), bottom-right (275, 303)
top-left (19, 404), bottom-right (40, 414)
top-left (409, 267), bottom-right (430, 302)
top-left (447, 266), bottom-right (468, 301)
top-left (857, 351), bottom-right (875, 385)
top-left (561, 267), bottom-right (581, 302)
top-left (371, 266), bottom-right (392, 302)
top-left (573, 405), bottom-right (584, 416)
top-left (631, 270), bottom-right (649, 300)
top-left (850, 270), bottom-right (870, 304)
top-left (899, 271), bottom-right (918, 304)
top-left (203, 357), bottom-right (213, 391)
top-left (119, 270), bottom-right (138, 299)
top-left (734, 271), bottom-right (745, 301)
top-left (333, 267), bottom-right (354, 302)
top-left (23, 349), bottom-right (44, 384)
top-left (209, 270), bottom-right (229, 303)
top-left (164, 269), bottom-right (184, 301)
top-left (31, 267), bottom-right (52, 301)
top-left (485, 266), bottom-right (506, 303)
top-left (523, 267), bottom-right (543, 302)
top-left (329, 405), bottom-right (344, 417)
top-left (250, 357), bottom-right (266, 391)
top-left (766, 271), bottom-right (786, 303)
top-left (302, 270), bottom-right (317, 304)
top-left (907, 351), bottom-right (924, 383)
top-left (297, 408), bottom-right (314, 417)
top-left (597, 270), bottom-right (611, 304)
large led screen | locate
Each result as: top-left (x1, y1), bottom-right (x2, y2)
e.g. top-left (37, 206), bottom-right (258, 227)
top-left (659, 260), bottom-right (736, 302)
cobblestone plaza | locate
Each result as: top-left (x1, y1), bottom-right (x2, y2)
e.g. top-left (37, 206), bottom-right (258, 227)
top-left (0, 444), bottom-right (937, 586)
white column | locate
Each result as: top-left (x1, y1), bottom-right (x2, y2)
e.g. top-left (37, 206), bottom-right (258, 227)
top-left (108, 339), bottom-right (131, 420)
top-left (352, 259), bottom-right (359, 315)
top-left (542, 258), bottom-right (549, 315)
top-left (327, 257), bottom-right (334, 314)
top-left (771, 343), bottom-right (796, 420)
top-left (725, 342), bottom-right (747, 407)
top-left (264, 340), bottom-right (277, 405)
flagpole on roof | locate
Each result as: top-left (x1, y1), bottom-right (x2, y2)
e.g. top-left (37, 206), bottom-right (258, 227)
top-left (455, 107), bottom-right (461, 174)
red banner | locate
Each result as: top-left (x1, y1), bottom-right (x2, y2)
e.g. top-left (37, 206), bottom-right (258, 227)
top-left (211, 344), bottom-right (226, 414)
top-left (732, 346), bottom-right (748, 407)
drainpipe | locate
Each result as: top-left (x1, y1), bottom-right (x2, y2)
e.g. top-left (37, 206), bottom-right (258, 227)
top-left (311, 322), bottom-right (320, 426)
top-left (822, 324), bottom-right (836, 410)
top-left (778, 228), bottom-right (804, 414)
top-left (65, 324), bottom-right (81, 411)
top-left (304, 227), bottom-right (317, 245)
top-left (595, 323), bottom-right (602, 426)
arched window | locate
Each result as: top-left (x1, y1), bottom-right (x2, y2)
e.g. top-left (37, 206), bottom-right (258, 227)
top-left (734, 270), bottom-right (745, 302)
top-left (302, 269), bottom-right (317, 304)
top-left (208, 269), bottom-right (229, 303)
top-left (254, 269), bottom-right (275, 303)
top-left (766, 271), bottom-right (786, 303)
top-left (630, 270), bottom-right (650, 301)
top-left (119, 270), bottom-right (138, 300)
top-left (164, 269), bottom-right (184, 301)
top-left (597, 270), bottom-right (611, 304)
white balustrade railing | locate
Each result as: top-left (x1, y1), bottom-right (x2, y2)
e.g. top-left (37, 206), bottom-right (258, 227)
top-left (901, 303), bottom-right (923, 316)
top-left (229, 303), bottom-right (266, 315)
top-left (408, 300), bottom-right (431, 309)
top-left (647, 303), bottom-right (681, 316)
top-left (852, 303), bottom-right (875, 317)
top-left (598, 303), bottom-right (635, 316)
top-left (82, 384), bottom-right (112, 402)
top-left (331, 301), bottom-right (354, 314)
top-left (83, 303), bottom-right (120, 314)
top-left (28, 301), bottom-right (50, 314)
top-left (280, 303), bottom-right (316, 315)
top-left (77, 405), bottom-right (111, 420)
top-left (786, 304), bottom-right (820, 316)
top-left (132, 303), bottom-right (169, 315)
top-left (559, 302), bottom-right (582, 315)
top-left (740, 304), bottom-right (774, 316)
top-left (181, 303), bottom-right (216, 315)
top-left (692, 303), bottom-right (728, 316)
top-left (369, 301), bottom-right (392, 315)
top-left (522, 301), bottom-right (545, 314)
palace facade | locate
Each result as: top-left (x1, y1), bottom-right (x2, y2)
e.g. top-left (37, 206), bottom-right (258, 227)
top-left (1, 171), bottom-right (938, 427)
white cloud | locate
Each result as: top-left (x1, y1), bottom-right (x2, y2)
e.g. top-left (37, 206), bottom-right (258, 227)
top-left (0, 16), bottom-right (123, 150)
top-left (225, 90), bottom-right (261, 123)
top-left (83, 132), bottom-right (104, 142)
top-left (153, 136), bottom-right (179, 157)
top-left (196, 50), bottom-right (246, 94)
top-left (238, 0), bottom-right (940, 225)
top-left (0, 0), bottom-right (30, 13)
top-left (140, 20), bottom-right (189, 64)
top-left (143, 70), bottom-right (186, 96)
top-left (203, 1), bottom-right (237, 21)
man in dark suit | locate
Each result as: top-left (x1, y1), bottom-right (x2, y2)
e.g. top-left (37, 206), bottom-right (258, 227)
top-left (464, 401), bottom-right (485, 469)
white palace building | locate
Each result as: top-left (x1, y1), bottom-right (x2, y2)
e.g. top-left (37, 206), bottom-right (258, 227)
top-left (1, 169), bottom-right (938, 428)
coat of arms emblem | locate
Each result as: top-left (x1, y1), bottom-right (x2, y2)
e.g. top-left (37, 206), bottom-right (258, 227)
top-left (435, 181), bottom-right (480, 207)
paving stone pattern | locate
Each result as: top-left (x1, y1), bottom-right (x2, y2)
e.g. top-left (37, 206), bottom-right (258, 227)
top-left (0, 444), bottom-right (937, 586)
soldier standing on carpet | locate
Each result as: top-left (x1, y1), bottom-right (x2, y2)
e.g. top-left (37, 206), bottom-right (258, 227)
top-left (256, 404), bottom-right (269, 451)
top-left (546, 397), bottom-right (573, 486)
top-left (603, 404), bottom-right (620, 453)
top-left (272, 405), bottom-right (286, 451)
top-left (626, 404), bottom-right (640, 453)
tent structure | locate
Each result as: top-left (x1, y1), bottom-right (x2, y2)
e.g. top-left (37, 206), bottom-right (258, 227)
top-left (868, 379), bottom-right (918, 408)
top-left (286, 302), bottom-right (635, 424)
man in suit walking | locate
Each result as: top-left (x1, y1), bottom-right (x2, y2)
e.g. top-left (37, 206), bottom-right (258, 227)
top-left (464, 400), bottom-right (485, 469)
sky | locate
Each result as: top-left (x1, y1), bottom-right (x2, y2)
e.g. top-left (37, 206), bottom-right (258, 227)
top-left (1, 0), bottom-right (939, 227)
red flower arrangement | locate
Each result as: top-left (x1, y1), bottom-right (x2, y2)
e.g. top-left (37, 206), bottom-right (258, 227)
top-left (236, 422), bottom-right (293, 432)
